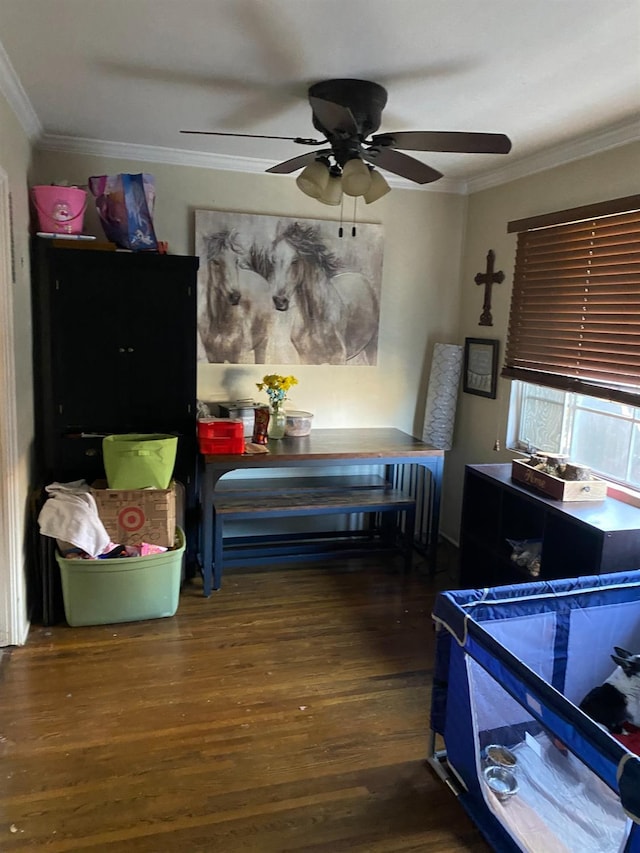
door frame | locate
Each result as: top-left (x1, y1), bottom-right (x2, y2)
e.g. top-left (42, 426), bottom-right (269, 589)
top-left (0, 166), bottom-right (29, 645)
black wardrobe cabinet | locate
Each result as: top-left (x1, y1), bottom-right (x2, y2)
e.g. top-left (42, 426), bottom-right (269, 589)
top-left (31, 239), bottom-right (200, 571)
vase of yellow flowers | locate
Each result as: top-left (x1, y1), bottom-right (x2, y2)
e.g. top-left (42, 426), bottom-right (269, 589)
top-left (256, 374), bottom-right (298, 439)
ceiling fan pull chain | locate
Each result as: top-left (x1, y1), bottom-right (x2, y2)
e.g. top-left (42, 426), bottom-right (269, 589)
top-left (338, 196), bottom-right (345, 238)
top-left (352, 196), bottom-right (357, 237)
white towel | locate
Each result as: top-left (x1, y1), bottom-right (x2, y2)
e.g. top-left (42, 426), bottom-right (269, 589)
top-left (38, 480), bottom-right (110, 558)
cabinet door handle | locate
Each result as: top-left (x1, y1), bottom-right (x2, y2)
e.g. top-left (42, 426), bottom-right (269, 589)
top-left (118, 347), bottom-right (125, 353)
top-left (127, 347), bottom-right (134, 353)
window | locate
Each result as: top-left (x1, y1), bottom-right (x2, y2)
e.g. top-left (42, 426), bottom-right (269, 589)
top-left (504, 195), bottom-right (640, 490)
top-left (503, 194), bottom-right (640, 406)
top-left (508, 381), bottom-right (640, 489)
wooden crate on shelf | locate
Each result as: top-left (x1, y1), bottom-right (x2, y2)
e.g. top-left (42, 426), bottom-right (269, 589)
top-left (511, 459), bottom-right (607, 502)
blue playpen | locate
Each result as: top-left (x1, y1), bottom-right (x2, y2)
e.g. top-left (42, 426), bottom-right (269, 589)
top-left (429, 571), bottom-right (640, 853)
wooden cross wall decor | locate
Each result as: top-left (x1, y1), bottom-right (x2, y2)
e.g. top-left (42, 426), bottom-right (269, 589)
top-left (474, 249), bottom-right (505, 326)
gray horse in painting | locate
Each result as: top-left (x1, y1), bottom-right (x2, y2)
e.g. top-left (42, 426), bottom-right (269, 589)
top-left (268, 221), bottom-right (379, 365)
top-left (198, 230), bottom-right (273, 363)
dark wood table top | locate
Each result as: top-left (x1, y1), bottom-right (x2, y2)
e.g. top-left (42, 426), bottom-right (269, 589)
top-left (203, 427), bottom-right (443, 466)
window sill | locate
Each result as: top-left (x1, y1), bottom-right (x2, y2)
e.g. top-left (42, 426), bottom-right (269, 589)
top-left (606, 482), bottom-right (640, 509)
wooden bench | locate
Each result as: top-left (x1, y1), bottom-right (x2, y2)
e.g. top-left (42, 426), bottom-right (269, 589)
top-left (208, 474), bottom-right (416, 590)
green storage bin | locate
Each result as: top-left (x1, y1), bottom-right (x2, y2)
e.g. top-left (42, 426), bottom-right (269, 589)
top-left (56, 528), bottom-right (184, 627)
top-left (102, 433), bottom-right (178, 490)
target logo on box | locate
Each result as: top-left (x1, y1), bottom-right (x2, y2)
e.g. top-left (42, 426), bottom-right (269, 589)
top-left (90, 480), bottom-right (176, 547)
top-left (118, 506), bottom-right (146, 533)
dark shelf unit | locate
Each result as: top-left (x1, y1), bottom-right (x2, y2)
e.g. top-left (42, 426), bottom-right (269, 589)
top-left (460, 463), bottom-right (640, 587)
top-left (31, 239), bottom-right (199, 622)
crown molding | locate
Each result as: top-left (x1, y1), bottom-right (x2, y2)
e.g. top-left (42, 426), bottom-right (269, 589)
top-left (36, 133), bottom-right (466, 194)
top-left (0, 41), bottom-right (41, 140)
top-left (467, 117), bottom-right (640, 194)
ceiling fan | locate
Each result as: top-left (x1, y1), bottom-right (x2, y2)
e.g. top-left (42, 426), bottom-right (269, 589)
top-left (181, 78), bottom-right (512, 187)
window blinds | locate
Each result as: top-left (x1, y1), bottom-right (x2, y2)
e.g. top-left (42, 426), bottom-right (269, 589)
top-left (503, 197), bottom-right (640, 406)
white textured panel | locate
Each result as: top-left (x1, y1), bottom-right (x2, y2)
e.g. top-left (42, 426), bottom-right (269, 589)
top-left (422, 343), bottom-right (463, 451)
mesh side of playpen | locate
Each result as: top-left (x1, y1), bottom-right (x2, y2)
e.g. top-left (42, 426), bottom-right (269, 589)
top-left (464, 654), bottom-right (630, 853)
top-left (431, 573), bottom-right (640, 853)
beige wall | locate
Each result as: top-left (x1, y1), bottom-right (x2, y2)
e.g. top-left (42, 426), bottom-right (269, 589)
top-left (32, 150), bottom-right (466, 438)
top-left (443, 141), bottom-right (640, 542)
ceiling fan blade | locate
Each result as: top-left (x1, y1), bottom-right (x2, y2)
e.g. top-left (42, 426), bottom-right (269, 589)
top-left (265, 149), bottom-right (331, 175)
top-left (309, 96), bottom-right (359, 137)
top-left (370, 130), bottom-right (512, 154)
top-left (362, 148), bottom-right (442, 184)
top-left (180, 130), bottom-right (323, 145)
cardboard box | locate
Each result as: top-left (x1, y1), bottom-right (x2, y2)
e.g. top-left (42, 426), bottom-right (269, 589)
top-left (51, 240), bottom-right (117, 251)
top-left (511, 460), bottom-right (607, 502)
top-left (90, 480), bottom-right (176, 546)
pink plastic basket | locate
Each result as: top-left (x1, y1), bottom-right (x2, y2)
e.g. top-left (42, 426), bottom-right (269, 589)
top-left (32, 185), bottom-right (87, 234)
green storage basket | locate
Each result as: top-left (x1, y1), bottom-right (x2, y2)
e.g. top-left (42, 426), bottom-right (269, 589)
top-left (56, 528), bottom-right (184, 627)
top-left (103, 433), bottom-right (178, 490)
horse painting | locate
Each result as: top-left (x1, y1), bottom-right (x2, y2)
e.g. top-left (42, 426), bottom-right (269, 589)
top-left (198, 230), bottom-right (273, 364)
top-left (269, 221), bottom-right (379, 365)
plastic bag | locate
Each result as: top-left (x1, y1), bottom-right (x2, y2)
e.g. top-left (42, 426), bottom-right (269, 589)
top-left (88, 173), bottom-right (158, 251)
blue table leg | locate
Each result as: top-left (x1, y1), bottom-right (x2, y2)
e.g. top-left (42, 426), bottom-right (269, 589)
top-left (404, 503), bottom-right (417, 573)
top-left (427, 456), bottom-right (443, 571)
top-left (213, 507), bottom-right (223, 591)
top-left (202, 468), bottom-right (214, 596)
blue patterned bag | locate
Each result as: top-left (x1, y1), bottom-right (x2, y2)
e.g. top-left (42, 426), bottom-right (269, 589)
top-left (88, 173), bottom-right (158, 251)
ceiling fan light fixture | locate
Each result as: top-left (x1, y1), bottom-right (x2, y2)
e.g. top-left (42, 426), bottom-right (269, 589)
top-left (319, 168), bottom-right (343, 206)
top-left (341, 156), bottom-right (372, 197)
top-left (296, 159), bottom-right (330, 198)
top-left (363, 169), bottom-right (390, 204)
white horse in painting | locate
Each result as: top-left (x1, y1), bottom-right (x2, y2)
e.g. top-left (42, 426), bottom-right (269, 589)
top-left (198, 230), bottom-right (273, 364)
top-left (268, 221), bottom-right (379, 365)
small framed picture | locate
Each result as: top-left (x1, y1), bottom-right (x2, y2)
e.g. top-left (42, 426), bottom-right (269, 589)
top-left (463, 338), bottom-right (499, 399)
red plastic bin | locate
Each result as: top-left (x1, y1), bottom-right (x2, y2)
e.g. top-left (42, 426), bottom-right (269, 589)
top-left (197, 419), bottom-right (245, 455)
top-left (198, 436), bottom-right (245, 454)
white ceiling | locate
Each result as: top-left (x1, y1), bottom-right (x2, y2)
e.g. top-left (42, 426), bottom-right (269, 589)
top-left (1, 0), bottom-right (639, 193)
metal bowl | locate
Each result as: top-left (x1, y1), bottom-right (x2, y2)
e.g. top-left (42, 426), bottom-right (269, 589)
top-left (483, 765), bottom-right (519, 801)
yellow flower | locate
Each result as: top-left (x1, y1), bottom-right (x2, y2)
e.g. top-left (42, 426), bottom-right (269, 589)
top-left (256, 374), bottom-right (298, 405)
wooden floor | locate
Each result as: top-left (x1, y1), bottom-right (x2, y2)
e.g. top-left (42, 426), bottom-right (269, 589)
top-left (0, 545), bottom-right (491, 852)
